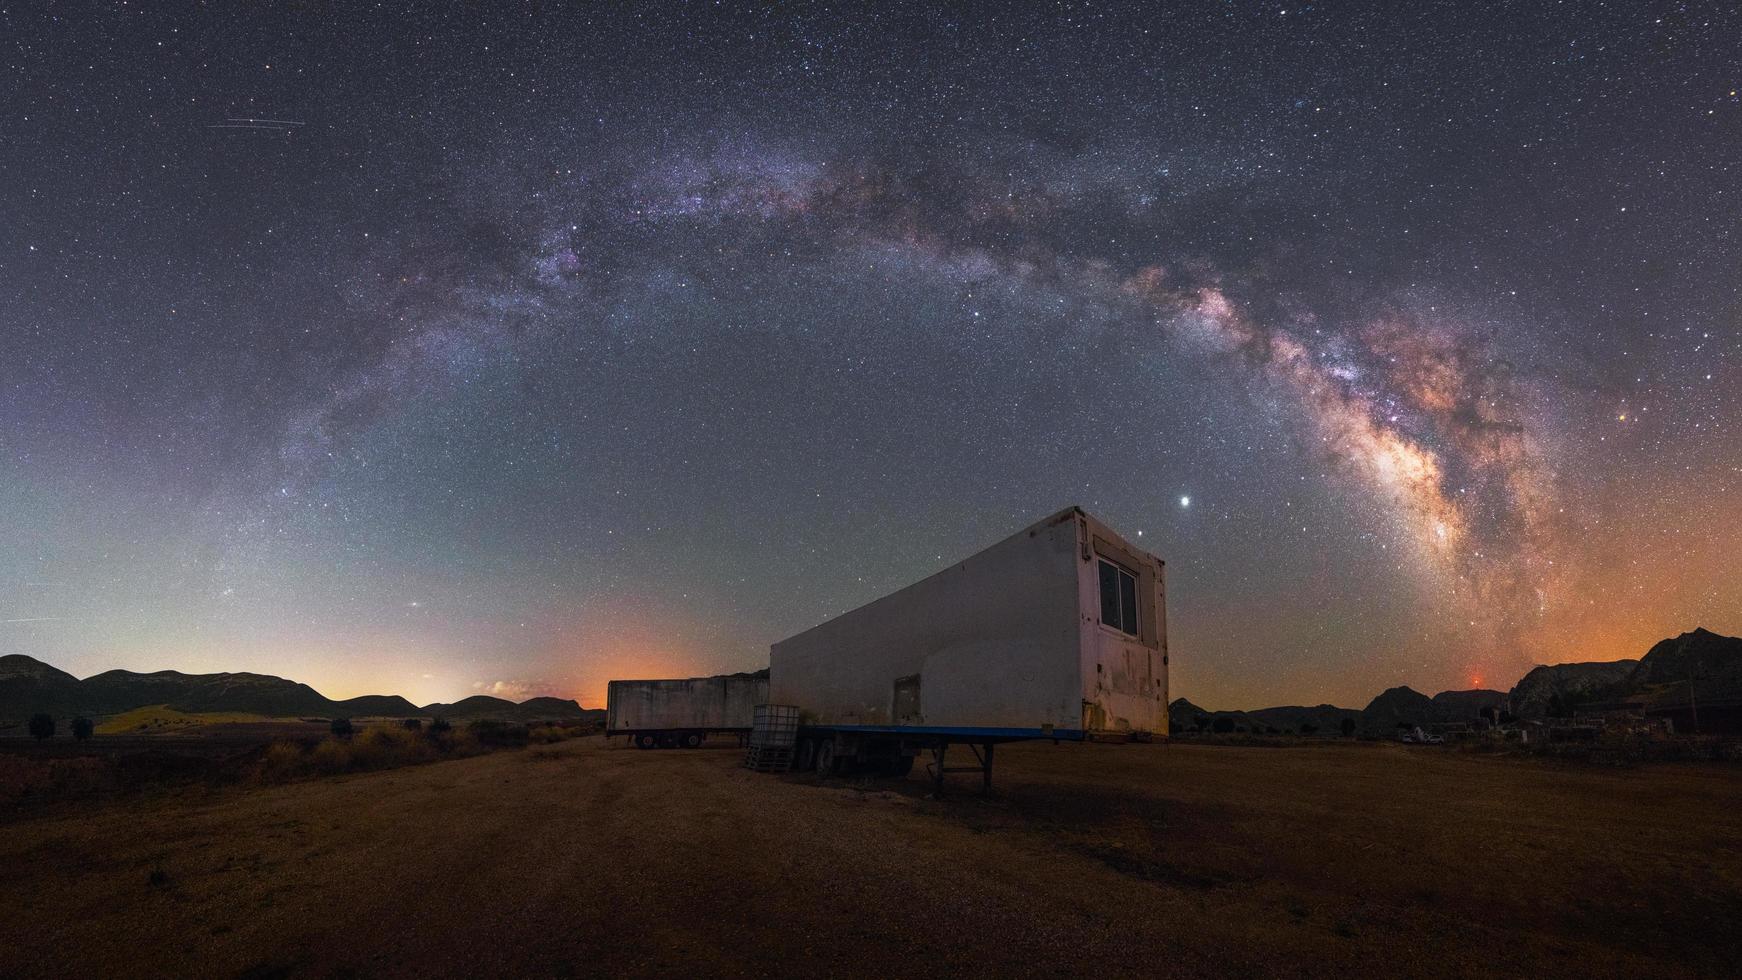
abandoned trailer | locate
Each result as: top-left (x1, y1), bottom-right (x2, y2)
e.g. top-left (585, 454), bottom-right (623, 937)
top-left (605, 672), bottom-right (768, 749)
top-left (609, 506), bottom-right (1169, 789)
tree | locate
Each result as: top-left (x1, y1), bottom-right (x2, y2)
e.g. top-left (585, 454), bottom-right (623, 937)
top-left (330, 717), bottom-right (354, 738)
top-left (71, 716), bottom-right (94, 741)
top-left (429, 716), bottom-right (452, 734)
top-left (1300, 723), bottom-right (1318, 736)
top-left (1211, 716), bottom-right (1235, 734)
top-left (402, 718), bottom-right (423, 732)
top-left (1340, 717), bottom-right (1357, 738)
top-left (28, 713), bottom-right (54, 742)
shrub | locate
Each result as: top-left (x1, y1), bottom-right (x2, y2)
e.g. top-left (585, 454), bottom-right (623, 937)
top-left (529, 725), bottom-right (576, 744)
top-left (402, 718), bottom-right (423, 732)
top-left (349, 727), bottom-right (394, 768)
top-left (309, 738), bottom-right (352, 774)
top-left (429, 716), bottom-right (452, 735)
top-left (258, 741), bottom-right (308, 782)
top-left (1340, 718), bottom-right (1357, 737)
top-left (71, 716), bottom-right (94, 741)
top-left (1211, 717), bottom-right (1235, 734)
top-left (1300, 723), bottom-right (1318, 736)
top-left (330, 717), bottom-right (354, 738)
top-left (353, 725), bottom-right (435, 768)
top-left (28, 713), bottom-right (54, 742)
top-left (467, 719), bottom-right (529, 747)
top-left (437, 727), bottom-right (483, 757)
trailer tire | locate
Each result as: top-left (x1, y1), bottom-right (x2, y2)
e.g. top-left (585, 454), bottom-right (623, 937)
top-left (680, 732), bottom-right (703, 749)
top-left (634, 733), bottom-right (658, 750)
top-left (815, 739), bottom-right (839, 775)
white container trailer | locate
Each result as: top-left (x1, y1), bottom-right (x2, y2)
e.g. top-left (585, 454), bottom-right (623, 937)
top-left (769, 506), bottom-right (1166, 787)
top-left (606, 671), bottom-right (769, 749)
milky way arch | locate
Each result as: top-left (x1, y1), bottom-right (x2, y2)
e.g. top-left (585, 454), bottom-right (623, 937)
top-left (283, 147), bottom-right (1564, 657)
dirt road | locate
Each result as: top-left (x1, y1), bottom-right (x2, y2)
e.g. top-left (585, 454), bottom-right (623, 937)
top-left (3, 738), bottom-right (1739, 978)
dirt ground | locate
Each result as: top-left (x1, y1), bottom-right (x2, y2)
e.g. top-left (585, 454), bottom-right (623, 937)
top-left (2, 737), bottom-right (1738, 979)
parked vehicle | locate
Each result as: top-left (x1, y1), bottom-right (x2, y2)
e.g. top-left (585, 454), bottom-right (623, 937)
top-left (605, 672), bottom-right (768, 749)
top-left (768, 506), bottom-right (1167, 789)
top-left (1399, 726), bottom-right (1444, 745)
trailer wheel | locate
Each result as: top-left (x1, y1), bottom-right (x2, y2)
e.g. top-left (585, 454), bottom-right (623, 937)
top-left (815, 739), bottom-right (839, 775)
top-left (634, 733), bottom-right (658, 750)
top-left (680, 732), bottom-right (703, 749)
top-left (795, 738), bottom-right (816, 772)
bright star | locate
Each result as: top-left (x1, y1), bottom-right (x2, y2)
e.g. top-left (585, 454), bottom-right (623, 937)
top-left (1179, 495), bottom-right (1191, 508)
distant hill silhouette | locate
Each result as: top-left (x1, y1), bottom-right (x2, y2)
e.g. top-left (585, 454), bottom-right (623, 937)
top-left (1250, 703), bottom-right (1362, 734)
top-left (1171, 627), bottom-right (1742, 732)
top-left (418, 694), bottom-right (594, 722)
top-left (1356, 687), bottom-right (1430, 732)
top-left (337, 694), bottom-right (423, 716)
top-left (1628, 628), bottom-right (1742, 704)
top-left (1431, 689), bottom-right (1509, 716)
top-left (1508, 660), bottom-right (1639, 718)
top-left (83, 669), bottom-right (333, 717)
top-left (1166, 699), bottom-right (1360, 735)
top-left (0, 655), bottom-right (83, 718)
top-left (0, 655), bottom-right (599, 725)
top-left (1500, 628), bottom-right (1742, 723)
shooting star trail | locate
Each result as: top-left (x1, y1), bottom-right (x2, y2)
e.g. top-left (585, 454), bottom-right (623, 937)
top-left (2, 617), bottom-right (62, 623)
top-left (207, 117), bottom-right (306, 131)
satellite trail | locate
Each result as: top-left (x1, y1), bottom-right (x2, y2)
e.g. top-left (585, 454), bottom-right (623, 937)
top-left (208, 117), bottom-right (306, 131)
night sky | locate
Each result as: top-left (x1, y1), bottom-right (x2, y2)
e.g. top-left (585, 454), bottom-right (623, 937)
top-left (3, 3), bottom-right (1738, 710)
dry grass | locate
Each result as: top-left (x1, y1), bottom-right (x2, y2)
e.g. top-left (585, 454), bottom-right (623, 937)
top-left (528, 724), bottom-right (588, 744)
top-left (252, 725), bottom-right (481, 782)
top-left (0, 753), bottom-right (112, 804)
top-left (0, 739), bottom-right (1737, 978)
top-left (94, 705), bottom-right (271, 734)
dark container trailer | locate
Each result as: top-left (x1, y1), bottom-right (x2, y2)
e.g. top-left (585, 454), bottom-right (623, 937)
top-left (605, 671), bottom-right (769, 749)
top-left (768, 505), bottom-right (1167, 789)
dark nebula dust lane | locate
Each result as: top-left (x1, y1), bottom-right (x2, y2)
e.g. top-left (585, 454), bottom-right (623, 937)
top-left (1, 3), bottom-right (1737, 708)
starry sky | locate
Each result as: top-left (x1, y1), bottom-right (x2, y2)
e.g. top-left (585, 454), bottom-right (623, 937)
top-left (3, 3), bottom-right (1738, 710)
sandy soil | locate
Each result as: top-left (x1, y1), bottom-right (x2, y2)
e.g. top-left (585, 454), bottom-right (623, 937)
top-left (2, 737), bottom-right (1738, 978)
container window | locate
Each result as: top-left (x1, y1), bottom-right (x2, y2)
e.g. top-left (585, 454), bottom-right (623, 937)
top-left (1098, 559), bottom-right (1140, 636)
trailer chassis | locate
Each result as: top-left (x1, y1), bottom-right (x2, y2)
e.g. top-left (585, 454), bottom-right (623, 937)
top-left (609, 728), bottom-right (751, 750)
top-left (793, 727), bottom-right (1071, 793)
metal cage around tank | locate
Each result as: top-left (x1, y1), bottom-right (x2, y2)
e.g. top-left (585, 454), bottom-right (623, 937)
top-left (744, 703), bottom-right (800, 772)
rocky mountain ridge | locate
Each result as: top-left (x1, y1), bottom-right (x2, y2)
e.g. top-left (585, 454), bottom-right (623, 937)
top-left (1170, 627), bottom-right (1741, 733)
top-left (0, 655), bottom-right (597, 724)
